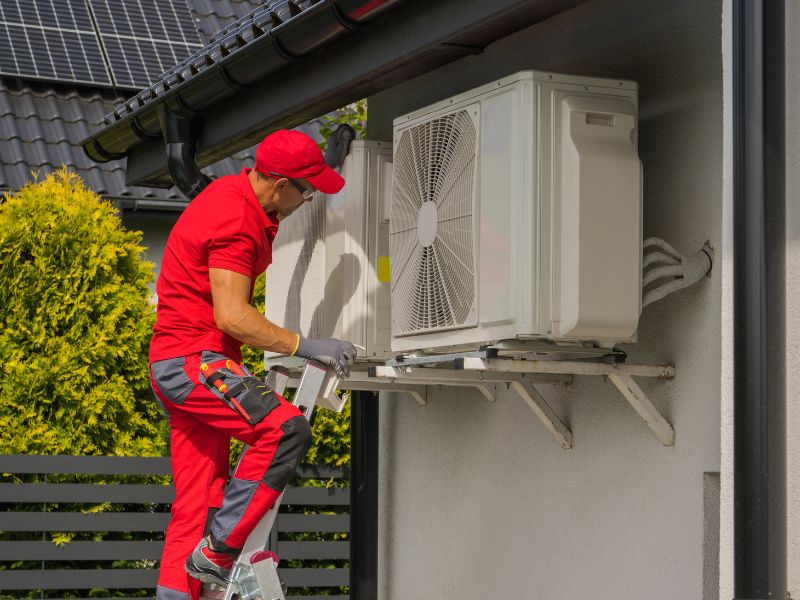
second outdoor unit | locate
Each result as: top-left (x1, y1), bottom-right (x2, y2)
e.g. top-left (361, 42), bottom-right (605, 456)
top-left (265, 140), bottom-right (394, 368)
top-left (390, 70), bottom-right (643, 352)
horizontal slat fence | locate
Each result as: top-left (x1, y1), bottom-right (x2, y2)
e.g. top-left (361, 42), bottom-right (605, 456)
top-left (0, 455), bottom-right (350, 600)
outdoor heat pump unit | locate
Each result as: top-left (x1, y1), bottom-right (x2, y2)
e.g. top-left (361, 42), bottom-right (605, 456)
top-left (264, 140), bottom-right (394, 366)
top-left (390, 70), bottom-right (643, 352)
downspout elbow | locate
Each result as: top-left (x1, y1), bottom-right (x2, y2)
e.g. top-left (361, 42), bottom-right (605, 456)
top-left (157, 104), bottom-right (212, 200)
top-left (165, 141), bottom-right (213, 200)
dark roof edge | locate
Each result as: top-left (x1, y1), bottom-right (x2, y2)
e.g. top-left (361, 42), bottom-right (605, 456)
top-left (80, 0), bottom-right (405, 165)
top-left (113, 197), bottom-right (189, 212)
top-left (96, 0), bottom-right (589, 188)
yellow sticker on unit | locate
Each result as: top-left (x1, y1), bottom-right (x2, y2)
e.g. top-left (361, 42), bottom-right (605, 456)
top-left (378, 256), bottom-right (391, 283)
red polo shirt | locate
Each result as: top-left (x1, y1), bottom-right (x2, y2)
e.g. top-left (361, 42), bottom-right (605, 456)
top-left (149, 169), bottom-right (279, 364)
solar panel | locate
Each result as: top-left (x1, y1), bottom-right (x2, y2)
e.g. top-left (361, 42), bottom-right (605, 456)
top-left (0, 0), bottom-right (112, 86)
top-left (89, 0), bottom-right (204, 89)
top-left (0, 0), bottom-right (205, 90)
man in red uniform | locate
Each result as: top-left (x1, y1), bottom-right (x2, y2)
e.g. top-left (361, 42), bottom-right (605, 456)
top-left (148, 129), bottom-right (356, 600)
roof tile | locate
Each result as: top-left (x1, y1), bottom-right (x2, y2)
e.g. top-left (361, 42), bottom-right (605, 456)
top-left (189, 0), bottom-right (264, 42)
top-left (0, 1), bottom-right (324, 203)
top-left (0, 77), bottom-right (256, 200)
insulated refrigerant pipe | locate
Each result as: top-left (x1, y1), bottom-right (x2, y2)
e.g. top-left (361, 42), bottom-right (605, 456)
top-left (732, 1), bottom-right (787, 599)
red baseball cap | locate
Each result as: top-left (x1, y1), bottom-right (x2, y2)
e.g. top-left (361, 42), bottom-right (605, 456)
top-left (254, 129), bottom-right (345, 195)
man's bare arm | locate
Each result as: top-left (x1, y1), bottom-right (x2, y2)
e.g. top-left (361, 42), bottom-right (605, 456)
top-left (209, 267), bottom-right (297, 355)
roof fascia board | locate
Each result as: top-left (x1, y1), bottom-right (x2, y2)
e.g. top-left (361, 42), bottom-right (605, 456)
top-left (127, 0), bottom-right (587, 187)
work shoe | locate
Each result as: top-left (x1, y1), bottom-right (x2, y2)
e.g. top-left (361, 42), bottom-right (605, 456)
top-left (185, 537), bottom-right (235, 586)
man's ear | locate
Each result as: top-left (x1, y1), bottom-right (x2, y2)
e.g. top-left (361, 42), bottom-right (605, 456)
top-left (274, 178), bottom-right (288, 191)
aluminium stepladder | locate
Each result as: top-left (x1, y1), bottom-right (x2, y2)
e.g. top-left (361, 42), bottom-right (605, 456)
top-left (199, 359), bottom-right (341, 600)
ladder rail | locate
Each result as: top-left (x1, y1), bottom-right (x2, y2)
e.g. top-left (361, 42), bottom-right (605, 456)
top-left (200, 360), bottom-right (341, 600)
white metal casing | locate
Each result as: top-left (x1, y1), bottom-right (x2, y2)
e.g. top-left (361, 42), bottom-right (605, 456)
top-left (390, 70), bottom-right (642, 352)
top-left (265, 140), bottom-right (394, 367)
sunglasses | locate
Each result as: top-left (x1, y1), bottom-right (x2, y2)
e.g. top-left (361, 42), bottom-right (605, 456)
top-left (264, 171), bottom-right (315, 200)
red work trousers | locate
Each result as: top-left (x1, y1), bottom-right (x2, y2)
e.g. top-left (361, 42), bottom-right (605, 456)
top-left (149, 351), bottom-right (311, 600)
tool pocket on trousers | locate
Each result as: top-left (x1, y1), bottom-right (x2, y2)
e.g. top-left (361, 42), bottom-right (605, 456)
top-left (223, 376), bottom-right (281, 426)
top-left (150, 357), bottom-right (195, 405)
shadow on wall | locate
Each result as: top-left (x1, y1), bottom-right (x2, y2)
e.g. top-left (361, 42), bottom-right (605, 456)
top-left (284, 243), bottom-right (362, 338)
top-left (312, 252), bottom-right (361, 338)
top-left (285, 233), bottom-right (319, 333)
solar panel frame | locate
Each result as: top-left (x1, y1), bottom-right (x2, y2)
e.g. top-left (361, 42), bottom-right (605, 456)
top-left (0, 0), bottom-right (113, 87)
top-left (88, 0), bottom-right (204, 90)
top-left (0, 0), bottom-right (207, 91)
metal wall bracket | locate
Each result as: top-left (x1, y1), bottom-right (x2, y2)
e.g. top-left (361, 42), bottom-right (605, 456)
top-left (280, 346), bottom-right (676, 448)
top-left (458, 355), bottom-right (675, 447)
top-left (288, 372), bottom-right (428, 406)
top-left (508, 380), bottom-right (573, 449)
top-left (362, 363), bottom-right (577, 448)
top-left (607, 373), bottom-right (674, 446)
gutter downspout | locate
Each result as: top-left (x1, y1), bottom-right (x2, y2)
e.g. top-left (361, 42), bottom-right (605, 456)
top-left (350, 390), bottom-right (378, 600)
top-left (157, 105), bottom-right (213, 200)
top-left (732, 1), bottom-right (787, 599)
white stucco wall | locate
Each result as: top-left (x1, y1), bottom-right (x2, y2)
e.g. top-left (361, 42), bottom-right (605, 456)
top-left (370, 1), bottom-right (726, 598)
top-left (120, 210), bottom-right (179, 299)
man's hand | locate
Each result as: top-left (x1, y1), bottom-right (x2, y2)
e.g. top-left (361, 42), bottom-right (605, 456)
top-left (295, 336), bottom-right (357, 378)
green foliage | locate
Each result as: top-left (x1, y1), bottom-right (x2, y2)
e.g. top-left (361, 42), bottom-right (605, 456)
top-left (0, 168), bottom-right (167, 456)
top-left (318, 99), bottom-right (368, 151)
top-left (304, 399), bottom-right (350, 469)
top-left (241, 271), bottom-right (269, 378)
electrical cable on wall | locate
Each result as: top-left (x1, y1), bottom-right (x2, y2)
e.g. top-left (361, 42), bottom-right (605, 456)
top-left (642, 238), bottom-right (713, 307)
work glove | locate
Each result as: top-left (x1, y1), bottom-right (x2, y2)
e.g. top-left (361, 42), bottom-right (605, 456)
top-left (294, 336), bottom-right (357, 379)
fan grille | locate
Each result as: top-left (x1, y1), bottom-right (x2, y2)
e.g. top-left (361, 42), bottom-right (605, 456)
top-left (391, 108), bottom-right (478, 334)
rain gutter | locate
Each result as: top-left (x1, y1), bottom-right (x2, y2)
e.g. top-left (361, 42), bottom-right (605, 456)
top-left (81, 0), bottom-right (587, 189)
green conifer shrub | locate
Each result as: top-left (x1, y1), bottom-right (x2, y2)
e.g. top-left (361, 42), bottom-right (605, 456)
top-left (0, 169), bottom-right (167, 456)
